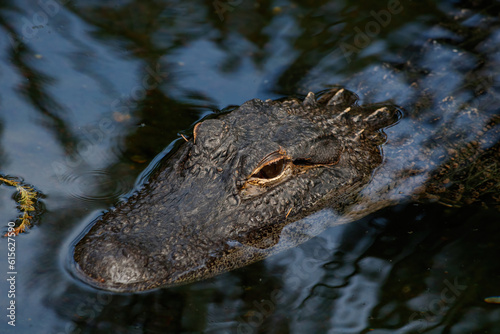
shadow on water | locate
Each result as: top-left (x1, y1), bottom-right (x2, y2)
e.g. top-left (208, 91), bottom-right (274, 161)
top-left (0, 0), bottom-right (499, 333)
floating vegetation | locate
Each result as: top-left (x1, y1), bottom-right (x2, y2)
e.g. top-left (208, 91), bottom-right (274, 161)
top-left (484, 296), bottom-right (500, 304)
top-left (0, 175), bottom-right (42, 236)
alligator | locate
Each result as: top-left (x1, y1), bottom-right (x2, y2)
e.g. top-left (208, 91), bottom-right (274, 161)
top-left (73, 87), bottom-right (500, 292)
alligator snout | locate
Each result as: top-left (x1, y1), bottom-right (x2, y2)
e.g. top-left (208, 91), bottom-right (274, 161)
top-left (75, 233), bottom-right (160, 288)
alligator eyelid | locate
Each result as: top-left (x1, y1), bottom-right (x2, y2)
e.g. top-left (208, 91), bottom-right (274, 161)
top-left (248, 168), bottom-right (287, 183)
top-left (292, 160), bottom-right (333, 167)
top-left (257, 148), bottom-right (287, 165)
top-left (250, 148), bottom-right (289, 176)
top-left (244, 163), bottom-right (292, 189)
top-left (251, 158), bottom-right (289, 180)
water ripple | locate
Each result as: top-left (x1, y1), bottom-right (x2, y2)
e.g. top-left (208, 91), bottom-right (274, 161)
top-left (61, 169), bottom-right (130, 203)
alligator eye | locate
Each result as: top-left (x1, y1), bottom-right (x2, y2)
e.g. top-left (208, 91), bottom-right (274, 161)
top-left (240, 150), bottom-right (290, 197)
top-left (253, 158), bottom-right (285, 179)
top-left (248, 150), bottom-right (291, 183)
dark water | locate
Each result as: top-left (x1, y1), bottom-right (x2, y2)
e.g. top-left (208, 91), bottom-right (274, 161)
top-left (0, 0), bottom-right (500, 333)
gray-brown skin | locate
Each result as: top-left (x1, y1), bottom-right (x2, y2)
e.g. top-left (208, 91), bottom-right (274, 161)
top-left (73, 88), bottom-right (402, 292)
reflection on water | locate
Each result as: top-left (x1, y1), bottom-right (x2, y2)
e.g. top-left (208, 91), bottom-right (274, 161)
top-left (0, 0), bottom-right (499, 333)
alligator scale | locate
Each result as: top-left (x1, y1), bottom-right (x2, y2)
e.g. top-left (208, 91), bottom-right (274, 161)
top-left (73, 87), bottom-right (499, 292)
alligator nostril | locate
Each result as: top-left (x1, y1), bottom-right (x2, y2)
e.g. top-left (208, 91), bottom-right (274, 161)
top-left (74, 236), bottom-right (153, 288)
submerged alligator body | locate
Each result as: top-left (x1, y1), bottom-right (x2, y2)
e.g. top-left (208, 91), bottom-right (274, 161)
top-left (73, 87), bottom-right (500, 292)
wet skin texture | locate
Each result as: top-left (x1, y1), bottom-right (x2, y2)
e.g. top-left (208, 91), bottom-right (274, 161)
top-left (73, 88), bottom-right (402, 292)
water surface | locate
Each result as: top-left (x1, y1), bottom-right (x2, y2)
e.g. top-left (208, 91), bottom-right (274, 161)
top-left (0, 0), bottom-right (499, 333)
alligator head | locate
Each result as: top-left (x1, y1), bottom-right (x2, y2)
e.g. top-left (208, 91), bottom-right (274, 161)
top-left (72, 88), bottom-right (401, 292)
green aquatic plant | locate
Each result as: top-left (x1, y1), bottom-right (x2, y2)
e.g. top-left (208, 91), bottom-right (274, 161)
top-left (0, 175), bottom-right (41, 235)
